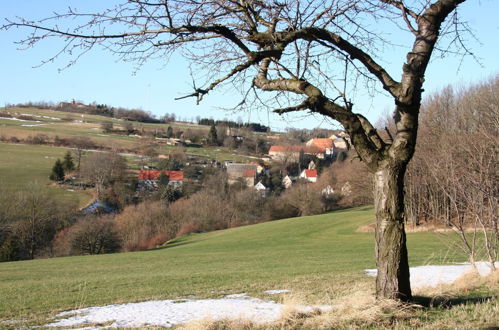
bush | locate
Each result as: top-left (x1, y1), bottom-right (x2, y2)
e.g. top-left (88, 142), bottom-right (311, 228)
top-left (115, 201), bottom-right (177, 251)
top-left (69, 216), bottom-right (121, 255)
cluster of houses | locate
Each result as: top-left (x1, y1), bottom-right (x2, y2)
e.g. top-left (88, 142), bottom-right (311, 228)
top-left (137, 133), bottom-right (349, 197)
top-left (268, 134), bottom-right (349, 161)
top-left (137, 169), bottom-right (184, 190)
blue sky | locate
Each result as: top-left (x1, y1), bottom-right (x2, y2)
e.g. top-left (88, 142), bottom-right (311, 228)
top-left (0, 1), bottom-right (497, 131)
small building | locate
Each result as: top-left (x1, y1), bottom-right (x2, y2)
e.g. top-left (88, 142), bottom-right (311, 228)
top-left (254, 181), bottom-right (267, 196)
top-left (306, 138), bottom-right (335, 158)
top-left (226, 163), bottom-right (258, 187)
top-left (300, 169), bottom-right (317, 183)
top-left (322, 185), bottom-right (335, 196)
top-left (282, 175), bottom-right (293, 189)
top-left (138, 169), bottom-right (184, 190)
top-left (268, 145), bottom-right (324, 161)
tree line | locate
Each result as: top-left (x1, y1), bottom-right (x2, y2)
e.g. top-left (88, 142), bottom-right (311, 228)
top-left (404, 76), bottom-right (498, 269)
top-left (198, 118), bottom-right (269, 133)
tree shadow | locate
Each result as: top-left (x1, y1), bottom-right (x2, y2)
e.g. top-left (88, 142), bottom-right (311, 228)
top-left (413, 295), bottom-right (495, 309)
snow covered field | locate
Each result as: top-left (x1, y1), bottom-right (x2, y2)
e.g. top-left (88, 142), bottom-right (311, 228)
top-left (45, 262), bottom-right (496, 329)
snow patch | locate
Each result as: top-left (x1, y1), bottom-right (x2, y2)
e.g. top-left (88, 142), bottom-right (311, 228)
top-left (264, 289), bottom-right (292, 295)
top-left (21, 124), bottom-right (46, 127)
top-left (46, 296), bottom-right (331, 328)
top-left (365, 262), bottom-right (497, 289)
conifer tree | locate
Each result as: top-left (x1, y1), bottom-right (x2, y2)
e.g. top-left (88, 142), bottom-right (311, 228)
top-left (62, 151), bottom-right (75, 172)
top-left (50, 159), bottom-right (65, 181)
top-left (208, 124), bottom-right (218, 146)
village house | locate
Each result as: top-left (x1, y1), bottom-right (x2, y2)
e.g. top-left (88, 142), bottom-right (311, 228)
top-left (226, 163), bottom-right (259, 187)
top-left (305, 138), bottom-right (335, 158)
top-left (268, 145), bottom-right (324, 162)
top-left (138, 169), bottom-right (184, 190)
top-left (300, 169), bottom-right (318, 183)
top-left (254, 181), bottom-right (267, 196)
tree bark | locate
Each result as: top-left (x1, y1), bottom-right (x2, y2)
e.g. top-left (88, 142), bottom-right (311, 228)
top-left (374, 163), bottom-right (412, 301)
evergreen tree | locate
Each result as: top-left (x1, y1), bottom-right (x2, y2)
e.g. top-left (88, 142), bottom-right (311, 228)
top-left (208, 124), bottom-right (218, 145)
top-left (50, 159), bottom-right (65, 181)
top-left (166, 126), bottom-right (173, 138)
top-left (62, 151), bottom-right (75, 172)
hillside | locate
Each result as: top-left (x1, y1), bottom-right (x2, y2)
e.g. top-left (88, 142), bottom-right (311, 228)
top-left (0, 207), bottom-right (470, 323)
top-left (0, 106), bottom-right (262, 162)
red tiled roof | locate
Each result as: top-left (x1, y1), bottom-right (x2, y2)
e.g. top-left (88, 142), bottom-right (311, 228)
top-left (138, 170), bottom-right (184, 181)
top-left (168, 171), bottom-right (184, 181)
top-left (304, 169), bottom-right (317, 177)
top-left (309, 138), bottom-right (333, 151)
top-left (139, 170), bottom-right (161, 180)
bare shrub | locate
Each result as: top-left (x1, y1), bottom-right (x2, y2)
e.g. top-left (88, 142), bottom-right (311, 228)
top-left (69, 216), bottom-right (121, 255)
top-left (115, 201), bottom-right (177, 251)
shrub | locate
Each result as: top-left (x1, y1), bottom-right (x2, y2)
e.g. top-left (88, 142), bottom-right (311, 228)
top-left (115, 201), bottom-right (177, 251)
top-left (69, 216), bottom-right (121, 255)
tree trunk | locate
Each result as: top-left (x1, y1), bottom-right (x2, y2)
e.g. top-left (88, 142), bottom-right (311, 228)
top-left (374, 163), bottom-right (412, 301)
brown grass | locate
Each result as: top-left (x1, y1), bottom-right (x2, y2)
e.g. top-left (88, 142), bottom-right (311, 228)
top-left (179, 271), bottom-right (499, 330)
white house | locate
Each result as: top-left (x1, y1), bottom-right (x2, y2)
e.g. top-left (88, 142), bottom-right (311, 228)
top-left (300, 169), bottom-right (317, 183)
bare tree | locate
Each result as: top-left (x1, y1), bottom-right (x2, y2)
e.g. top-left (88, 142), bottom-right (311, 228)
top-left (70, 136), bottom-right (95, 172)
top-left (2, 0), bottom-right (474, 301)
top-left (405, 77), bottom-right (498, 270)
top-left (80, 150), bottom-right (127, 199)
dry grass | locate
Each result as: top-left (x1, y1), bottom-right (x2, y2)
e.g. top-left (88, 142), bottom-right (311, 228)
top-left (179, 272), bottom-right (499, 330)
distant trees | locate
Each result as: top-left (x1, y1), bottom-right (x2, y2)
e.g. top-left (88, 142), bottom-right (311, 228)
top-left (197, 118), bottom-right (269, 133)
top-left (80, 150), bottom-right (127, 199)
top-left (101, 121), bottom-right (114, 133)
top-left (0, 184), bottom-right (77, 261)
top-left (405, 76), bottom-right (498, 269)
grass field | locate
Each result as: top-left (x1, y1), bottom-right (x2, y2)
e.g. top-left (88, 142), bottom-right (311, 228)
top-left (0, 107), bottom-right (263, 162)
top-left (0, 206), bottom-right (479, 325)
top-left (0, 142), bottom-right (93, 207)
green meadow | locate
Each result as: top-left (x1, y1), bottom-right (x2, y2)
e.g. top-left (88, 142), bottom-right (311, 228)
top-left (0, 207), bottom-right (470, 322)
top-left (0, 142), bottom-right (93, 207)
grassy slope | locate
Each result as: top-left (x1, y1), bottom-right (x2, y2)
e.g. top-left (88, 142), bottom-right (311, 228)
top-left (0, 142), bottom-right (93, 207)
top-left (0, 207), bottom-right (466, 320)
top-left (1, 107), bottom-right (261, 162)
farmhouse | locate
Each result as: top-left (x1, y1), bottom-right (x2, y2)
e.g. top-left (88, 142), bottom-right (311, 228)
top-left (138, 169), bottom-right (184, 190)
top-left (268, 145), bottom-right (324, 162)
top-left (305, 138), bottom-right (335, 158)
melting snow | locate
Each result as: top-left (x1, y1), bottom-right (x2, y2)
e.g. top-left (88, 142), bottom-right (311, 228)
top-left (46, 295), bottom-right (331, 329)
top-left (265, 289), bottom-right (292, 295)
top-left (365, 261), bottom-right (497, 289)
